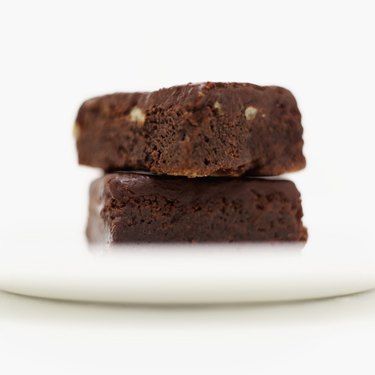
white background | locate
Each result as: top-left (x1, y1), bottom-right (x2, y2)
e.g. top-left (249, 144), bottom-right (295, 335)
top-left (0, 0), bottom-right (375, 374)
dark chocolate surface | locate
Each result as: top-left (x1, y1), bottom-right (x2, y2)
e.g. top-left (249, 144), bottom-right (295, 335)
top-left (87, 173), bottom-right (307, 243)
top-left (76, 82), bottom-right (306, 177)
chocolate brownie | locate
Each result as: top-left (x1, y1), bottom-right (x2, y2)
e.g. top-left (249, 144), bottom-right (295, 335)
top-left (87, 173), bottom-right (307, 243)
top-left (75, 82), bottom-right (306, 177)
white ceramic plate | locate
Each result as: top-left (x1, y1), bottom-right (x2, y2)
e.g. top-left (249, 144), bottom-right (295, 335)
top-left (0, 230), bottom-right (374, 304)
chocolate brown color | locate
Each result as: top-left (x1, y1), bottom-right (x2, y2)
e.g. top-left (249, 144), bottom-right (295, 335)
top-left (76, 82), bottom-right (306, 177)
top-left (87, 173), bottom-right (307, 243)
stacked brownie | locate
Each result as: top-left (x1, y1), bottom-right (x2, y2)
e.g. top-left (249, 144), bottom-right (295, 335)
top-left (75, 82), bottom-right (307, 243)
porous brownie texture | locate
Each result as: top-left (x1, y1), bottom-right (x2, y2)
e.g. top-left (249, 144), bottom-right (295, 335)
top-left (87, 173), bottom-right (307, 243)
top-left (75, 82), bottom-right (306, 177)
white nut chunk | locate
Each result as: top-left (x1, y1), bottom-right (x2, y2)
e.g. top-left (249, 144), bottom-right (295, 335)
top-left (213, 101), bottom-right (223, 115)
top-left (129, 106), bottom-right (146, 125)
top-left (244, 106), bottom-right (258, 121)
top-left (73, 122), bottom-right (81, 140)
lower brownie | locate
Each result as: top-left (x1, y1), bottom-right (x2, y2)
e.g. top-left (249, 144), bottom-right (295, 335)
top-left (87, 173), bottom-right (307, 243)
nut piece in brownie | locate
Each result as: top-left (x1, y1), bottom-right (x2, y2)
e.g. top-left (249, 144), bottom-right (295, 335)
top-left (87, 173), bottom-right (307, 243)
top-left (75, 82), bottom-right (306, 177)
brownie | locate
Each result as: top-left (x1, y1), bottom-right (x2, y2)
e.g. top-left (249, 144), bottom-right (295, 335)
top-left (75, 82), bottom-right (306, 177)
top-left (87, 173), bottom-right (307, 243)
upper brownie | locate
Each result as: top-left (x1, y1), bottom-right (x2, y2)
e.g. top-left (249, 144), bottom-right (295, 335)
top-left (75, 82), bottom-right (306, 177)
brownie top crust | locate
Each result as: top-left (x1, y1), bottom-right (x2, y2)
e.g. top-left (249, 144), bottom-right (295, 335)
top-left (103, 172), bottom-right (301, 203)
top-left (77, 82), bottom-right (299, 124)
